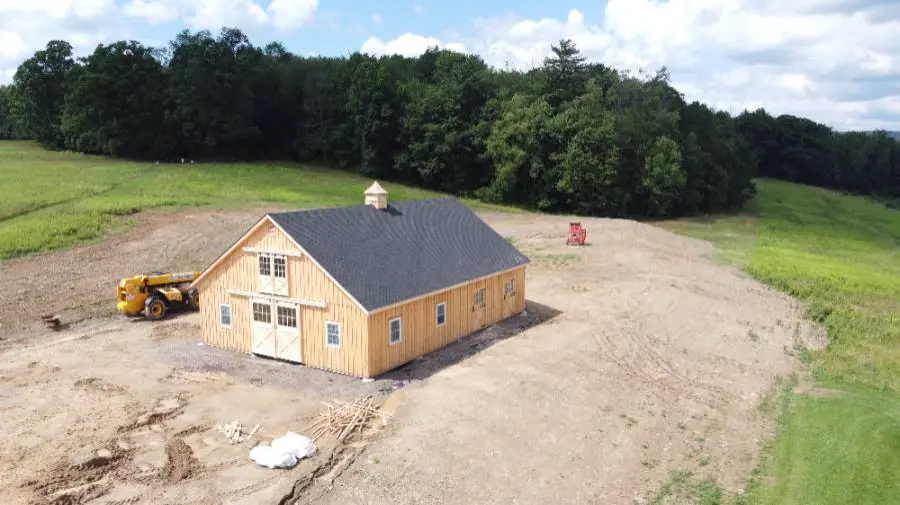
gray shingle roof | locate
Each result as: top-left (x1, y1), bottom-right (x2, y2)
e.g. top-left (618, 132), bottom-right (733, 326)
top-left (268, 197), bottom-right (530, 311)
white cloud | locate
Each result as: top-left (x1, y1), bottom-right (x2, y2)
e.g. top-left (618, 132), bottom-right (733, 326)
top-left (0, 31), bottom-right (29, 61)
top-left (122, 0), bottom-right (317, 31)
top-left (267, 0), bottom-right (317, 30)
top-left (0, 0), bottom-right (320, 86)
top-left (360, 2), bottom-right (899, 129)
top-left (0, 0), bottom-right (123, 79)
top-left (123, 0), bottom-right (176, 23)
top-left (361, 32), bottom-right (466, 57)
top-left (372, 13), bottom-right (382, 25)
top-left (459, 2), bottom-right (900, 130)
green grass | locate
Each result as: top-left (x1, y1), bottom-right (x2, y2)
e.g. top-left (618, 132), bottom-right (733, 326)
top-left (649, 471), bottom-right (729, 505)
top-left (661, 178), bottom-right (900, 505)
top-left (0, 141), bottom-right (523, 259)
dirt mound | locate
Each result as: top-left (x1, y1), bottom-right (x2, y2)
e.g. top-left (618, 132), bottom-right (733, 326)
top-left (164, 438), bottom-right (198, 483)
top-left (160, 369), bottom-right (225, 384)
top-left (74, 377), bottom-right (127, 395)
top-left (116, 395), bottom-right (188, 433)
top-left (175, 424), bottom-right (211, 437)
top-left (150, 321), bottom-right (200, 341)
top-left (23, 445), bottom-right (132, 505)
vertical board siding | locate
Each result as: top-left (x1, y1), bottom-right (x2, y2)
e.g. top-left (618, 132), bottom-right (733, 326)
top-left (366, 266), bottom-right (526, 377)
top-left (198, 220), bottom-right (369, 377)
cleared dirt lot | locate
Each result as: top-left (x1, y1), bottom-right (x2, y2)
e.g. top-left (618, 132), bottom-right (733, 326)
top-left (0, 209), bottom-right (824, 504)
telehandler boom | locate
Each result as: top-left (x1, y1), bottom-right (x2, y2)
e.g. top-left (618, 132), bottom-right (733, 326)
top-left (116, 271), bottom-right (201, 321)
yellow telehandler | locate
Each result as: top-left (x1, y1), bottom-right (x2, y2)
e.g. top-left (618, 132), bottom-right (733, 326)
top-left (116, 271), bottom-right (201, 321)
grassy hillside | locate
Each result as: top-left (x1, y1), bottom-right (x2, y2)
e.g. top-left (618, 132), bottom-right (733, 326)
top-left (0, 141), bottom-right (519, 259)
top-left (663, 179), bottom-right (900, 505)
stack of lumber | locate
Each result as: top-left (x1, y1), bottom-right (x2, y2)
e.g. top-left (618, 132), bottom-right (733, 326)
top-left (305, 396), bottom-right (390, 443)
top-left (215, 421), bottom-right (260, 444)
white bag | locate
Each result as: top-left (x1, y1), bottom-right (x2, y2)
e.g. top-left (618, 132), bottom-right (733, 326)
top-left (249, 444), bottom-right (298, 469)
top-left (271, 431), bottom-right (317, 460)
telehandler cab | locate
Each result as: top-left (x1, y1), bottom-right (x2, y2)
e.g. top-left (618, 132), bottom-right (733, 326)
top-left (116, 271), bottom-right (201, 321)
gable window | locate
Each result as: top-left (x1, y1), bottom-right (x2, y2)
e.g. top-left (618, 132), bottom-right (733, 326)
top-left (252, 302), bottom-right (271, 323)
top-left (257, 252), bottom-right (288, 296)
top-left (219, 304), bottom-right (232, 328)
top-left (504, 279), bottom-right (515, 297)
top-left (326, 321), bottom-right (340, 348)
top-left (258, 255), bottom-right (271, 276)
top-left (389, 317), bottom-right (402, 345)
top-left (436, 302), bottom-right (446, 327)
top-left (473, 288), bottom-right (485, 307)
top-left (273, 256), bottom-right (286, 279)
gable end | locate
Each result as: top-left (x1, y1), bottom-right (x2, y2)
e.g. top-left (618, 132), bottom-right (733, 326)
top-left (191, 215), bottom-right (369, 315)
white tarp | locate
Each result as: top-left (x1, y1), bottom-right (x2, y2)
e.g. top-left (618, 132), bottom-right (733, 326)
top-left (249, 431), bottom-right (317, 469)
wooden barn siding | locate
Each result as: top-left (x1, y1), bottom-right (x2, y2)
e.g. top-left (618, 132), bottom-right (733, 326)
top-left (366, 266), bottom-right (526, 377)
top-left (199, 220), bottom-right (370, 377)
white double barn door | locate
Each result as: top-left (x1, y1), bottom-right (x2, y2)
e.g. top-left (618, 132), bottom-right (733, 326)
top-left (250, 298), bottom-right (301, 363)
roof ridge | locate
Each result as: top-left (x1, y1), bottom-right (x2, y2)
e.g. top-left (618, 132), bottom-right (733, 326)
top-left (269, 195), bottom-right (459, 217)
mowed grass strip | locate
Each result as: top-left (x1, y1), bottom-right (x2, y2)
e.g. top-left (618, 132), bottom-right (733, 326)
top-left (662, 178), bottom-right (900, 505)
top-left (0, 141), bottom-right (522, 259)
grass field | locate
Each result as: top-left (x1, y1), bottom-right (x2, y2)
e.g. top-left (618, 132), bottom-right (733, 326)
top-left (0, 141), bottom-right (519, 259)
top-left (663, 178), bottom-right (900, 505)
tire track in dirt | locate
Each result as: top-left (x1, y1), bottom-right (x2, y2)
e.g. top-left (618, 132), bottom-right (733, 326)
top-left (20, 394), bottom-right (195, 505)
top-left (591, 325), bottom-right (736, 408)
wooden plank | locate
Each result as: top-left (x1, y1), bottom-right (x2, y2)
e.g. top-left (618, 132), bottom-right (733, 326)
top-left (198, 219), bottom-right (370, 377)
top-left (242, 246), bottom-right (303, 257)
top-left (367, 264), bottom-right (526, 315)
top-left (366, 265), bottom-right (528, 377)
top-left (226, 289), bottom-right (326, 308)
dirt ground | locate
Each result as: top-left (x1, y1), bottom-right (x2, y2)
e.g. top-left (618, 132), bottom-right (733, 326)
top-left (0, 208), bottom-right (269, 344)
top-left (0, 209), bottom-right (825, 505)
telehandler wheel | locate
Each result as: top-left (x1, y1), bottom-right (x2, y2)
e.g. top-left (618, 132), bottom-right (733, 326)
top-left (144, 296), bottom-right (168, 321)
top-left (188, 288), bottom-right (200, 311)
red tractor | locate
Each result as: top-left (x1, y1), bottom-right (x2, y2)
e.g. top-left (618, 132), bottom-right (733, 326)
top-left (567, 222), bottom-right (587, 246)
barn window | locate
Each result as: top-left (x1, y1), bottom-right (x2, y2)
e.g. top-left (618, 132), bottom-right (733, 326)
top-left (389, 317), bottom-right (402, 345)
top-left (473, 288), bottom-right (485, 307)
top-left (277, 306), bottom-right (297, 328)
top-left (219, 304), bottom-right (232, 328)
top-left (325, 321), bottom-right (340, 348)
top-left (258, 254), bottom-right (271, 276)
top-left (436, 302), bottom-right (446, 327)
top-left (504, 279), bottom-right (515, 297)
top-left (273, 256), bottom-right (286, 278)
top-left (252, 302), bottom-right (271, 323)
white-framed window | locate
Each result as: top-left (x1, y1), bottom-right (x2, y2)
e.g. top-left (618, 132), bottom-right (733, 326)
top-left (258, 254), bottom-right (271, 276)
top-left (273, 256), bottom-right (286, 279)
top-left (473, 288), bottom-right (485, 307)
top-left (325, 321), bottom-right (341, 348)
top-left (277, 305), bottom-right (297, 328)
top-left (504, 279), bottom-right (515, 297)
top-left (389, 317), bottom-right (402, 345)
top-left (219, 304), bottom-right (232, 328)
top-left (252, 301), bottom-right (271, 323)
top-left (257, 252), bottom-right (288, 295)
top-left (436, 302), bottom-right (446, 327)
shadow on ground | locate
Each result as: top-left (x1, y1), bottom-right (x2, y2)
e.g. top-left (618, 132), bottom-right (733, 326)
top-left (154, 300), bottom-right (561, 399)
top-left (378, 299), bottom-right (562, 382)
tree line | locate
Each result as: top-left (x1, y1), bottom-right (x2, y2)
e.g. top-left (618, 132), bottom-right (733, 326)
top-left (0, 28), bottom-right (898, 217)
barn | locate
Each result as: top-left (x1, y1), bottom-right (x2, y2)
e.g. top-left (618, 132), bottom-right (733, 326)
top-left (190, 182), bottom-right (530, 378)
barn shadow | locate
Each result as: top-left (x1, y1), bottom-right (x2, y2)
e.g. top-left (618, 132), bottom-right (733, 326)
top-left (377, 299), bottom-right (562, 383)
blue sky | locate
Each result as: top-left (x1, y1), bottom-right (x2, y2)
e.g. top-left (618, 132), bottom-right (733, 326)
top-left (1, 1), bottom-right (899, 130)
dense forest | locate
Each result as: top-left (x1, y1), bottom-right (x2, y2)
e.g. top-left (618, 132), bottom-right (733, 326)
top-left (1, 28), bottom-right (899, 217)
